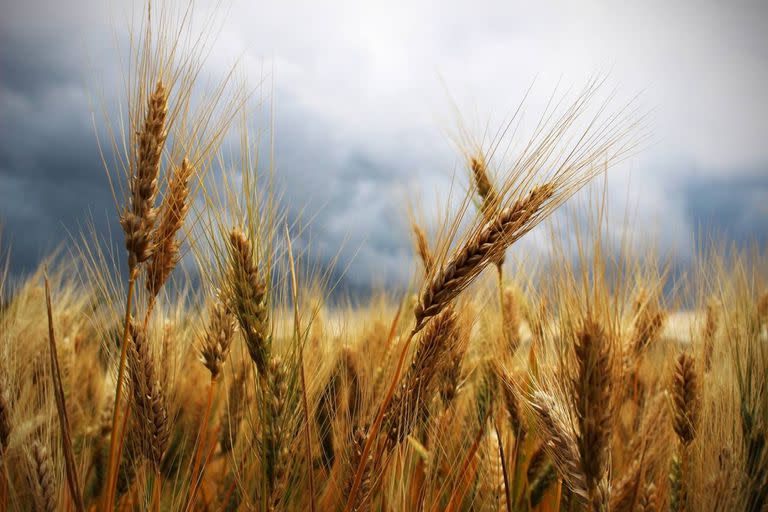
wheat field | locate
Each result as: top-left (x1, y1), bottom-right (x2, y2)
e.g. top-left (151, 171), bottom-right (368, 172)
top-left (0, 4), bottom-right (766, 512)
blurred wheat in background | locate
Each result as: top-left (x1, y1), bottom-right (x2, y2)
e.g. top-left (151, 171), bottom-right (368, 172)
top-left (0, 2), bottom-right (766, 512)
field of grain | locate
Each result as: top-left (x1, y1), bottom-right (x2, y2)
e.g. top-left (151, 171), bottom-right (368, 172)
top-left (0, 4), bottom-right (766, 512)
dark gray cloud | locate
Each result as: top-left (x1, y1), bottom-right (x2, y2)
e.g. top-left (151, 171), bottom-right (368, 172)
top-left (682, 171), bottom-right (768, 247)
top-left (0, 24), bottom-right (119, 275)
top-left (1, 0), bottom-right (767, 294)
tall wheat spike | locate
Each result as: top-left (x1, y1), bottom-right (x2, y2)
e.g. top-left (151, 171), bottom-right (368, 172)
top-left (571, 318), bottom-right (613, 507)
top-left (200, 300), bottom-right (237, 379)
top-left (227, 229), bottom-right (270, 375)
top-left (529, 391), bottom-right (589, 501)
top-left (28, 441), bottom-right (56, 512)
top-left (415, 184), bottom-right (555, 331)
top-left (383, 307), bottom-right (458, 447)
top-left (146, 157), bottom-right (194, 299)
top-left (127, 321), bottom-right (169, 469)
top-left (672, 352), bottom-right (699, 446)
top-left (121, 81), bottom-right (168, 271)
top-left (413, 223), bottom-right (434, 274)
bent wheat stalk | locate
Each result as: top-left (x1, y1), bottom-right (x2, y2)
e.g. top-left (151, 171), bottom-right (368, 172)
top-left (44, 274), bottom-right (84, 512)
top-left (346, 184), bottom-right (555, 511)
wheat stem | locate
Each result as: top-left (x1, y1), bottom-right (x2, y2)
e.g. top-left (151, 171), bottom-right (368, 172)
top-left (44, 274), bottom-right (84, 512)
top-left (185, 377), bottom-right (217, 511)
top-left (441, 423), bottom-right (486, 512)
top-left (285, 226), bottom-right (316, 512)
top-left (494, 418), bottom-right (513, 512)
top-left (343, 328), bottom-right (416, 512)
top-left (105, 268), bottom-right (137, 510)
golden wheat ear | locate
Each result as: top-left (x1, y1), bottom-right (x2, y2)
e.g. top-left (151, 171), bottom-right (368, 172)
top-left (121, 80), bottom-right (168, 272)
top-left (415, 183), bottom-right (555, 332)
top-left (571, 318), bottom-right (613, 505)
top-left (529, 390), bottom-right (589, 502)
top-left (501, 287), bottom-right (522, 356)
top-left (127, 321), bottom-right (169, 470)
top-left (672, 352), bottom-right (699, 447)
top-left (146, 157), bottom-right (195, 300)
top-left (219, 364), bottom-right (248, 454)
top-left (28, 441), bottom-right (57, 512)
top-left (669, 350), bottom-right (700, 512)
top-left (199, 300), bottom-right (237, 380)
top-left (496, 368), bottom-right (524, 439)
top-left (636, 481), bottom-right (658, 512)
top-left (382, 307), bottom-right (458, 448)
top-left (226, 228), bottom-right (271, 375)
top-left (412, 222), bottom-right (434, 274)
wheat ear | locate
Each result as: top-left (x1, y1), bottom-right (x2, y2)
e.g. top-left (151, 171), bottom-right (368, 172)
top-left (702, 299), bottom-right (719, 371)
top-left (146, 157), bottom-right (194, 299)
top-left (635, 481), bottom-right (658, 512)
top-left (412, 223), bottom-right (434, 274)
top-left (121, 80), bottom-right (168, 271)
top-left (28, 441), bottom-right (56, 512)
top-left (672, 352), bottom-right (699, 446)
top-left (571, 318), bottom-right (613, 507)
top-left (127, 321), bottom-right (169, 469)
top-left (470, 155), bottom-right (504, 268)
top-left (671, 352), bottom-right (699, 512)
top-left (346, 425), bottom-right (373, 512)
top-left (529, 391), bottom-right (589, 501)
top-left (415, 183), bottom-right (554, 332)
top-left (227, 228), bottom-right (270, 375)
top-left (383, 307), bottom-right (457, 447)
top-left (200, 300), bottom-right (237, 380)
top-left (497, 369), bottom-right (524, 439)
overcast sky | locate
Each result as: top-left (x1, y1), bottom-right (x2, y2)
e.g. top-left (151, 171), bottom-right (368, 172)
top-left (1, 0), bottom-right (767, 291)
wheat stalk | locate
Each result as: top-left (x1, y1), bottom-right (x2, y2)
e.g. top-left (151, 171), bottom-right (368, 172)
top-left (501, 287), bottom-right (522, 355)
top-left (0, 383), bottom-right (9, 456)
top-left (43, 274), bottom-right (84, 511)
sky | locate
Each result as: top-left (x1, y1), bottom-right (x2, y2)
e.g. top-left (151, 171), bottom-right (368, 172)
top-left (1, 0), bottom-right (767, 292)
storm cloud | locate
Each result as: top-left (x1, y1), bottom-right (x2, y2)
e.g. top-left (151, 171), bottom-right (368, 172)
top-left (1, 0), bottom-right (766, 292)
